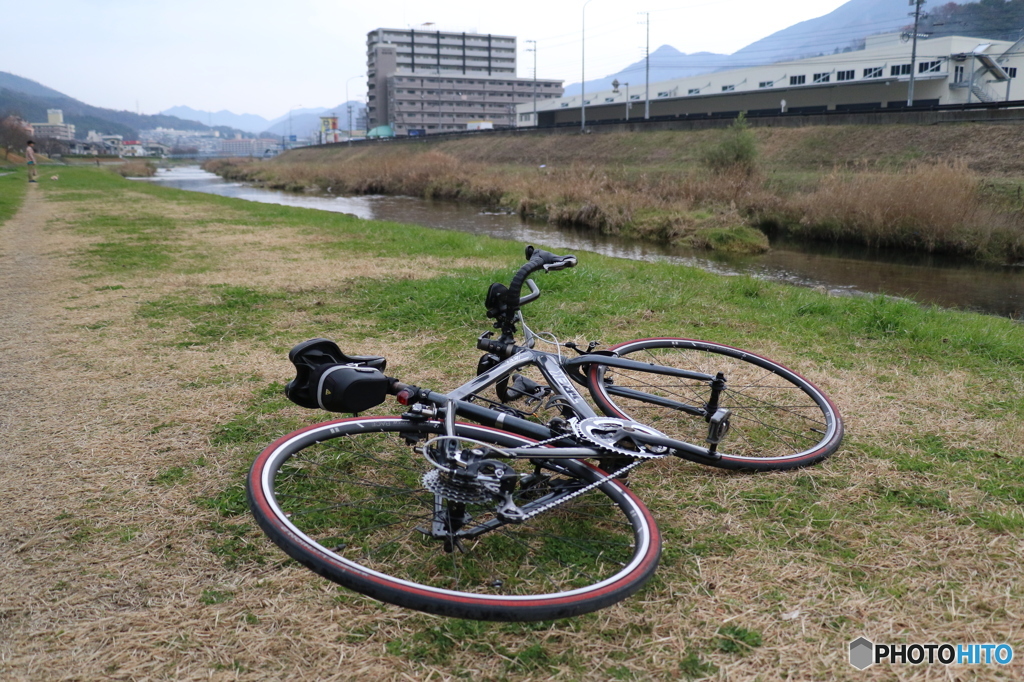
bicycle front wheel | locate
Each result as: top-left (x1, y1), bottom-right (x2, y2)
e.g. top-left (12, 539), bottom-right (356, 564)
top-left (247, 416), bottom-right (661, 621)
top-left (588, 338), bottom-right (843, 471)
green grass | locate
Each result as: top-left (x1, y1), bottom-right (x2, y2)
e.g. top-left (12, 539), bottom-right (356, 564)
top-left (27, 166), bottom-right (1024, 679)
top-left (0, 170), bottom-right (27, 224)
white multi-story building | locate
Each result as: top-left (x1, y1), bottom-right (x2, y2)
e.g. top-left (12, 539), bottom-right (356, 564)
top-left (367, 27), bottom-right (563, 135)
top-left (518, 33), bottom-right (1024, 127)
top-left (32, 109), bottom-right (76, 140)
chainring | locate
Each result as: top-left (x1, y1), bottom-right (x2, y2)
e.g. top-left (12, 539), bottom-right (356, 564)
top-left (571, 417), bottom-right (671, 459)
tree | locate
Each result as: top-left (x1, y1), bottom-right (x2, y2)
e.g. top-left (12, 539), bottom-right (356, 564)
top-left (0, 115), bottom-right (31, 160)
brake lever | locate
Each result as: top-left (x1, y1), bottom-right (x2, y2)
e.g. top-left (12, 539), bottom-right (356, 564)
top-left (542, 256), bottom-right (578, 272)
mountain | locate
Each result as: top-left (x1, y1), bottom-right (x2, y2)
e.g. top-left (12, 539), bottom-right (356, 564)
top-left (158, 104), bottom-right (368, 138)
top-left (161, 106), bottom-right (271, 134)
top-left (0, 71), bottom-right (243, 139)
top-left (729, 0), bottom-right (913, 65)
top-left (920, 0), bottom-right (1024, 41)
top-left (260, 103), bottom-right (367, 138)
top-left (565, 0), bottom-right (952, 95)
top-left (563, 46), bottom-right (732, 96)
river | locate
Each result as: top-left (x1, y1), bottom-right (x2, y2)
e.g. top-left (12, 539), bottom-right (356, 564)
top-left (139, 166), bottom-right (1023, 319)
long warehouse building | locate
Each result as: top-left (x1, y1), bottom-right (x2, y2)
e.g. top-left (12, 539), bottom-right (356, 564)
top-left (517, 33), bottom-right (1024, 127)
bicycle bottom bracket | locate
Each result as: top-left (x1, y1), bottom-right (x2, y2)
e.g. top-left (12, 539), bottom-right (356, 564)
top-left (571, 417), bottom-right (671, 458)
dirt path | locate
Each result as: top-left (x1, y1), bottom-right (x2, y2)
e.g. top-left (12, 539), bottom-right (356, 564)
top-left (0, 184), bottom-right (417, 681)
top-left (0, 185), bottom-right (71, 520)
top-left (0, 187), bottom-right (238, 679)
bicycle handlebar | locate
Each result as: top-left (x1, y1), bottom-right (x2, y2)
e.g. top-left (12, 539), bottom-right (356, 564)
top-left (506, 246), bottom-right (577, 313)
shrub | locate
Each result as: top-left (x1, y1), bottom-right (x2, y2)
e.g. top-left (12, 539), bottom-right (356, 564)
top-left (116, 160), bottom-right (157, 178)
top-left (699, 113), bottom-right (758, 174)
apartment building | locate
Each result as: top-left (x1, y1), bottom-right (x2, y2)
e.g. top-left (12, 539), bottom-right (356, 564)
top-left (366, 27), bottom-right (563, 135)
top-left (518, 33), bottom-right (1024, 126)
top-left (31, 109), bottom-right (76, 140)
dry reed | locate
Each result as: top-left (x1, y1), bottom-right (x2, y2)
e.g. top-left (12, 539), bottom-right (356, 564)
top-left (790, 161), bottom-right (1024, 259)
top-left (115, 159), bottom-right (157, 178)
top-left (205, 145), bottom-right (1024, 262)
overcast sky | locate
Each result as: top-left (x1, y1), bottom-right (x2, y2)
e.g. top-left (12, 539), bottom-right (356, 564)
top-left (2, 0), bottom-right (850, 120)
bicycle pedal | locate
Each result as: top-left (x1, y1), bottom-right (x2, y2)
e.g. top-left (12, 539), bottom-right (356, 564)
top-left (706, 408), bottom-right (732, 445)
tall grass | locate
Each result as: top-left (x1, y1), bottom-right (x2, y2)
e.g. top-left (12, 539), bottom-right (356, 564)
top-left (787, 161), bottom-right (1024, 260)
top-left (204, 153), bottom-right (769, 253)
top-left (204, 143), bottom-right (1024, 262)
top-left (115, 160), bottom-right (157, 178)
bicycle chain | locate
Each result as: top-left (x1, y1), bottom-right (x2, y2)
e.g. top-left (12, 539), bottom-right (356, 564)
top-left (519, 458), bottom-right (645, 521)
top-left (421, 421), bottom-right (659, 520)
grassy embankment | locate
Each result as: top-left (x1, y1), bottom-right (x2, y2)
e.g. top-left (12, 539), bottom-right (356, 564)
top-left (2, 165), bottom-right (1022, 679)
top-left (0, 168), bottom-right (27, 223)
top-left (206, 122), bottom-right (1024, 263)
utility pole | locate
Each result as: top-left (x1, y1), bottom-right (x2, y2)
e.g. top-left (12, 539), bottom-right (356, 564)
top-left (582, 0), bottom-right (594, 132)
top-left (639, 12), bottom-right (650, 119)
top-left (907, 0), bottom-right (927, 106)
top-left (525, 39), bottom-right (538, 125)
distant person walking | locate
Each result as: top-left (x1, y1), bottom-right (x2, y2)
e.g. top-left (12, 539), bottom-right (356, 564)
top-left (26, 140), bottom-right (38, 183)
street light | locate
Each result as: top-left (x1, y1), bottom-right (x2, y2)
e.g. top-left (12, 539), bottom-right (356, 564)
top-left (345, 74), bottom-right (363, 144)
top-left (613, 79), bottom-right (630, 121)
top-left (582, 0), bottom-right (595, 132)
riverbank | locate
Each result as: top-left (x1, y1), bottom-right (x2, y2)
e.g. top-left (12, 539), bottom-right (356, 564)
top-left (1, 166), bottom-right (1023, 679)
top-left (206, 123), bottom-right (1024, 263)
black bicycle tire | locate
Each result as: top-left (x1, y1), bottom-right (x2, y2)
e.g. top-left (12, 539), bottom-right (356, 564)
top-left (587, 338), bottom-right (843, 471)
top-left (247, 416), bottom-right (661, 621)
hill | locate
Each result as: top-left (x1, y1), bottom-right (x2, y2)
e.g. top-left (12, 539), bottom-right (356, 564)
top-left (259, 103), bottom-right (367, 138)
top-left (160, 106), bottom-right (272, 134)
top-left (566, 0), bottom-right (953, 95)
top-left (0, 71), bottom-right (244, 139)
top-left (920, 0), bottom-right (1024, 41)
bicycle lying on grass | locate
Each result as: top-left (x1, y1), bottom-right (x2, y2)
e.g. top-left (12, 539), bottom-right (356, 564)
top-left (247, 246), bottom-right (844, 622)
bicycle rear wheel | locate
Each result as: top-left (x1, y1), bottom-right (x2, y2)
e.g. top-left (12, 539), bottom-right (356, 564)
top-left (588, 338), bottom-right (843, 471)
top-left (247, 416), bottom-right (661, 621)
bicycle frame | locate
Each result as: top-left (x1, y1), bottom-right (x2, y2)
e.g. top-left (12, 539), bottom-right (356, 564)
top-left (398, 342), bottom-right (725, 465)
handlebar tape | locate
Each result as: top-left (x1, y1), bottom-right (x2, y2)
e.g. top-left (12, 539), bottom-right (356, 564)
top-left (505, 246), bottom-right (576, 312)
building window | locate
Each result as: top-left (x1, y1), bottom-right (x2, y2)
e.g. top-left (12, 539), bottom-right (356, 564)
top-left (790, 75), bottom-right (806, 85)
top-left (604, 97), bottom-right (616, 102)
top-left (837, 70), bottom-right (855, 81)
top-left (919, 60), bottom-right (941, 73)
top-left (560, 103), bottom-right (569, 108)
top-left (630, 94), bottom-right (641, 100)
top-left (954, 64), bottom-right (965, 82)
top-left (813, 72), bottom-right (830, 83)
top-left (687, 88), bottom-right (701, 95)
top-left (758, 80), bottom-right (774, 88)
top-left (864, 67), bottom-right (883, 78)
top-left (721, 84), bottom-right (735, 92)
top-left (657, 91), bottom-right (671, 97)
top-left (891, 64), bottom-right (912, 76)
top-left (1007, 67), bottom-right (1018, 78)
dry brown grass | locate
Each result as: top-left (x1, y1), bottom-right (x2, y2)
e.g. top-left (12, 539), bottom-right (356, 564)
top-left (115, 160), bottom-right (157, 178)
top-left (208, 123), bottom-right (1024, 261)
top-left (790, 161), bottom-right (1024, 258)
top-left (208, 153), bottom-right (768, 252)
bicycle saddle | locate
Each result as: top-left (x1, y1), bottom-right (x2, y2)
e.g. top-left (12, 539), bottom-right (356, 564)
top-left (285, 338), bottom-right (387, 410)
